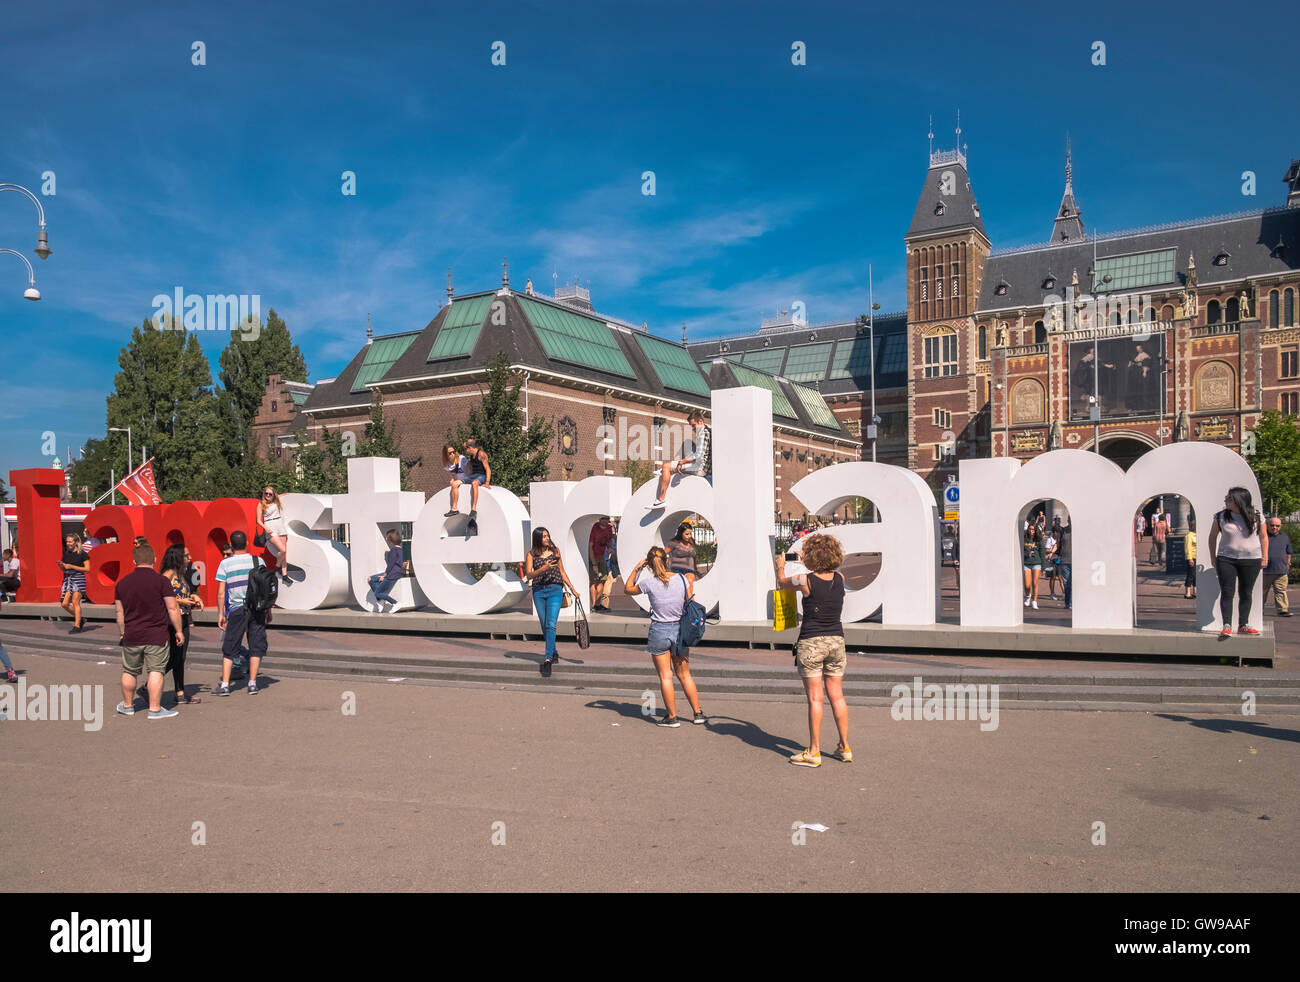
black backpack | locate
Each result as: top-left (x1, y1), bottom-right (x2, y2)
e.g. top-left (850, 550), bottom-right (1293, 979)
top-left (244, 556), bottom-right (279, 613)
top-left (677, 573), bottom-right (707, 648)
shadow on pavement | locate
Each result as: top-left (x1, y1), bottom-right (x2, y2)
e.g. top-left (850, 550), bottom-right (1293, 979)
top-left (1155, 713), bottom-right (1300, 745)
top-left (584, 699), bottom-right (803, 756)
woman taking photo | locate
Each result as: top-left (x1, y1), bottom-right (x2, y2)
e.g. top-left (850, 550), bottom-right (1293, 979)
top-left (59, 533), bottom-right (90, 633)
top-left (161, 543), bottom-right (202, 704)
top-left (523, 527), bottom-right (577, 677)
top-left (257, 486), bottom-right (291, 583)
top-left (624, 546), bottom-right (705, 727)
top-left (776, 534), bottom-right (850, 767)
top-left (666, 521), bottom-right (699, 587)
top-left (1022, 524), bottom-right (1045, 610)
top-left (1208, 487), bottom-right (1268, 636)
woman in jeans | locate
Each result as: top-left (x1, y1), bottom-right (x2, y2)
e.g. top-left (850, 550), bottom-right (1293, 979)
top-left (1208, 487), bottom-right (1268, 636)
top-left (161, 543), bottom-right (202, 704)
top-left (776, 534), bottom-right (849, 767)
top-left (523, 527), bottom-right (577, 677)
top-left (368, 529), bottom-right (404, 610)
top-left (624, 546), bottom-right (704, 727)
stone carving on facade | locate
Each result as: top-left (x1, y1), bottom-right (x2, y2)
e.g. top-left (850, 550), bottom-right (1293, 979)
top-left (1239, 289), bottom-right (1252, 320)
top-left (1194, 361), bottom-right (1236, 411)
top-left (1010, 379), bottom-right (1046, 424)
top-left (1174, 410), bottom-right (1191, 442)
top-left (1049, 419), bottom-right (1062, 449)
top-left (995, 323), bottom-right (1008, 348)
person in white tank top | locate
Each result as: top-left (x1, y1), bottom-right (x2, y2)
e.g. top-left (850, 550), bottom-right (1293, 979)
top-left (257, 487), bottom-right (291, 584)
top-left (1207, 486), bottom-right (1268, 636)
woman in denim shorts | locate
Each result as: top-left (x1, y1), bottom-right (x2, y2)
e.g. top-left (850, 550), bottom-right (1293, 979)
top-left (776, 534), bottom-right (850, 767)
top-left (624, 546), bottom-right (705, 728)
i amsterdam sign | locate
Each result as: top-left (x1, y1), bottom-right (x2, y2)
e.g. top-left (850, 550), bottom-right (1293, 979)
top-left (7, 388), bottom-right (1262, 634)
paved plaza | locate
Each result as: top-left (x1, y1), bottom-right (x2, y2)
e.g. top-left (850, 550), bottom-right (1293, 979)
top-left (2, 644), bottom-right (1298, 892)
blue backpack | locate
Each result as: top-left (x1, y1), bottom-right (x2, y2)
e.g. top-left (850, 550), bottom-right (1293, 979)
top-left (677, 573), bottom-right (707, 648)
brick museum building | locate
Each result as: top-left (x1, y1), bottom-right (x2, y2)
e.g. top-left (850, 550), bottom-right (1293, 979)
top-left (254, 148), bottom-right (1300, 523)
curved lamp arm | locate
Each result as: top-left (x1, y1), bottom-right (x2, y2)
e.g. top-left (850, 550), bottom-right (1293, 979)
top-left (0, 183), bottom-right (51, 258)
top-left (0, 248), bottom-right (41, 300)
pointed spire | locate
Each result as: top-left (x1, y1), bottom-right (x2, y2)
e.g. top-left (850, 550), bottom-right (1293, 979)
top-left (928, 114), bottom-right (934, 160)
top-left (681, 321), bottom-right (688, 344)
top-left (501, 257), bottom-right (509, 290)
top-left (365, 312), bottom-right (373, 345)
top-left (446, 268), bottom-right (454, 305)
top-left (1052, 141), bottom-right (1085, 242)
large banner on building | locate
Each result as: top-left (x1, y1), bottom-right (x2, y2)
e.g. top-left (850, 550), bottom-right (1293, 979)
top-left (1068, 333), bottom-right (1166, 420)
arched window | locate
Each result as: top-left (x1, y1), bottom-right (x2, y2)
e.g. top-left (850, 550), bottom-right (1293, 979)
top-left (923, 327), bottom-right (958, 379)
top-left (1226, 297), bottom-right (1240, 322)
top-left (1034, 320), bottom-right (1046, 344)
top-left (1161, 305), bottom-right (1174, 322)
top-left (978, 324), bottom-right (987, 360)
top-left (1127, 309), bottom-right (1137, 324)
top-left (1110, 311), bottom-right (1121, 326)
top-left (1286, 289), bottom-right (1296, 327)
top-left (1207, 299), bottom-right (1221, 324)
top-left (1145, 307), bottom-right (1157, 323)
top-left (1271, 290), bottom-right (1281, 326)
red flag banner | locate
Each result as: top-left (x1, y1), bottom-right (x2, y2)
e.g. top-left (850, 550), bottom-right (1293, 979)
top-left (115, 459), bottom-right (161, 506)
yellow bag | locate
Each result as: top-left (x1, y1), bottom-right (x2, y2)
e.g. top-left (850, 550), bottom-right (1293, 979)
top-left (773, 588), bottom-right (800, 631)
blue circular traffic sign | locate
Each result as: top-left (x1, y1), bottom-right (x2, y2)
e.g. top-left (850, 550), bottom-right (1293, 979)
top-left (944, 485), bottom-right (960, 504)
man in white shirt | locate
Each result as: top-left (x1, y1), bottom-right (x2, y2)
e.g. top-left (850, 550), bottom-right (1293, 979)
top-left (0, 549), bottom-right (19, 594)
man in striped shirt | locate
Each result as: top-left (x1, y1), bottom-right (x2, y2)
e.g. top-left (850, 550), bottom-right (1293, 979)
top-left (215, 530), bottom-right (271, 696)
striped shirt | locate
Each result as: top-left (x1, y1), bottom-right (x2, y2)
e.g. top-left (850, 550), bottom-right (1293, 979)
top-left (216, 553), bottom-right (257, 613)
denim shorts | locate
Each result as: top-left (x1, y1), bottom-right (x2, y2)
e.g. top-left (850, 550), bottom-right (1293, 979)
top-left (647, 620), bottom-right (684, 657)
top-left (468, 474), bottom-right (487, 485)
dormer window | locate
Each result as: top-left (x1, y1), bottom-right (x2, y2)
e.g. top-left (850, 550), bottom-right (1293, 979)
top-left (1043, 274), bottom-right (1056, 290)
top-left (720, 343), bottom-right (730, 353)
top-left (995, 281), bottom-right (1009, 297)
top-left (1213, 251), bottom-right (1230, 266)
top-left (934, 201), bottom-right (946, 216)
top-left (972, 203), bottom-right (981, 218)
top-left (1272, 238), bottom-right (1287, 260)
top-left (808, 333), bottom-right (817, 342)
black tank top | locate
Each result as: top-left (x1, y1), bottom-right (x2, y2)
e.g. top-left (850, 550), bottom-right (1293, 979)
top-left (798, 572), bottom-right (844, 641)
top-left (469, 450), bottom-right (487, 477)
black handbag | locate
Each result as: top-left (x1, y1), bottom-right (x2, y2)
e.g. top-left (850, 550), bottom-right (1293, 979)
top-left (572, 596), bottom-right (591, 649)
top-left (253, 531), bottom-right (269, 548)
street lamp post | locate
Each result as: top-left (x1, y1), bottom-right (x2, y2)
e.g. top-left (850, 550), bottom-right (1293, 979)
top-left (0, 249), bottom-right (41, 300)
top-left (859, 266), bottom-right (883, 522)
top-left (0, 183), bottom-right (52, 260)
top-left (108, 427), bottom-right (132, 486)
top-left (1088, 228), bottom-right (1113, 454)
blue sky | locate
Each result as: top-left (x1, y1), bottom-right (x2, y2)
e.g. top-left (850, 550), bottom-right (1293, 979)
top-left (1, 0), bottom-right (1294, 478)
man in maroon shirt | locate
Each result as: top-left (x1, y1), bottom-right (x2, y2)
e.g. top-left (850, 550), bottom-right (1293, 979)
top-left (588, 517), bottom-right (615, 611)
top-left (114, 542), bottom-right (185, 719)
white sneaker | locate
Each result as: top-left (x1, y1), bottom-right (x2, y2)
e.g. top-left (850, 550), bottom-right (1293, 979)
top-left (1031, 601), bottom-right (1039, 610)
top-left (1023, 598), bottom-right (1031, 607)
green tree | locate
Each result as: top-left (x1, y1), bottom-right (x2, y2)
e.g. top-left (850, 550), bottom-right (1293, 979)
top-left (1245, 410), bottom-right (1300, 516)
top-left (621, 457), bottom-right (655, 493)
top-left (293, 429), bottom-right (350, 495)
top-left (103, 320), bottom-right (227, 501)
top-left (448, 352), bottom-right (553, 496)
top-left (357, 398), bottom-right (417, 489)
top-left (217, 308), bottom-right (308, 457)
top-left (68, 437), bottom-right (116, 502)
top-left (0, 475), bottom-right (9, 502)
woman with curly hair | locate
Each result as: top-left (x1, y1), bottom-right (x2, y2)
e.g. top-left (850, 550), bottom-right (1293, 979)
top-left (1208, 486), bottom-right (1268, 636)
top-left (776, 533), bottom-right (849, 767)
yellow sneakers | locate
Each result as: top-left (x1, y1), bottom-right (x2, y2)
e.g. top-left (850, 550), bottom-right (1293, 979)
top-left (829, 745), bottom-right (853, 763)
top-left (790, 749), bottom-right (821, 767)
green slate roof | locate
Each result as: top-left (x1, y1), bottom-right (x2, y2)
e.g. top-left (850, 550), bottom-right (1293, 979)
top-left (352, 333), bottom-right (419, 393)
top-left (516, 295), bottom-right (636, 378)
